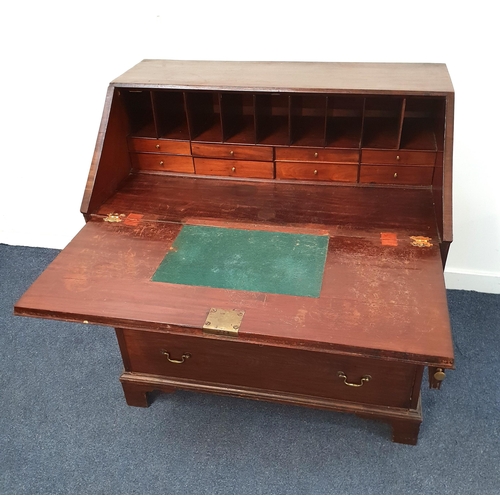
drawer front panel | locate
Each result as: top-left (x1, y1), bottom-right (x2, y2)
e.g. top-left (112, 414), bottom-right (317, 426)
top-left (128, 138), bottom-right (191, 155)
top-left (123, 329), bottom-right (417, 408)
top-left (276, 147), bottom-right (359, 163)
top-left (276, 162), bottom-right (358, 182)
top-left (194, 158), bottom-right (274, 179)
top-left (131, 153), bottom-right (194, 173)
top-left (361, 149), bottom-right (436, 166)
top-left (360, 166), bottom-right (434, 185)
top-left (192, 143), bottom-right (273, 161)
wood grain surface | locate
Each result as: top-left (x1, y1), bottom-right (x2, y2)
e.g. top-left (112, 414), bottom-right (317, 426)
top-left (15, 176), bottom-right (453, 367)
top-left (112, 60), bottom-right (454, 94)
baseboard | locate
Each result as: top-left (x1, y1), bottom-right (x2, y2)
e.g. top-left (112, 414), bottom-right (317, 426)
top-left (445, 269), bottom-right (500, 294)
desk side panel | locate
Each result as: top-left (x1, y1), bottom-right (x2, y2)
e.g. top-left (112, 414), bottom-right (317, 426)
top-left (81, 86), bottom-right (132, 217)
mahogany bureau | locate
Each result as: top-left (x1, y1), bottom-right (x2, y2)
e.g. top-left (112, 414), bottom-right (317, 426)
top-left (14, 60), bottom-right (455, 445)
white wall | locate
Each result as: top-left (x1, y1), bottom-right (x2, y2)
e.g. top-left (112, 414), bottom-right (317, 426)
top-left (1, 0), bottom-right (499, 293)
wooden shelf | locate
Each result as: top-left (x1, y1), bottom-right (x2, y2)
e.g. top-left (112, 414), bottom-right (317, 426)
top-left (123, 89), bottom-right (445, 154)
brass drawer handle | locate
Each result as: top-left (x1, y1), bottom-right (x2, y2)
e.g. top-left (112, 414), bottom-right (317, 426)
top-left (338, 371), bottom-right (371, 387)
top-left (161, 350), bottom-right (191, 364)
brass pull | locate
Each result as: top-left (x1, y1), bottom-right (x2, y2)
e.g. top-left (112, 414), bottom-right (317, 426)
top-left (393, 172), bottom-right (398, 178)
top-left (338, 371), bottom-right (371, 387)
top-left (231, 167), bottom-right (236, 173)
top-left (162, 351), bottom-right (191, 364)
top-left (313, 169), bottom-right (318, 175)
top-left (396, 155), bottom-right (400, 161)
top-left (159, 160), bottom-right (164, 166)
top-left (434, 368), bottom-right (446, 381)
top-left (230, 150), bottom-right (234, 156)
top-left (155, 144), bottom-right (160, 149)
top-left (314, 152), bottom-right (319, 158)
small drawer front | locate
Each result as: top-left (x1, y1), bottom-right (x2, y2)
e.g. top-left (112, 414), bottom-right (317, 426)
top-left (275, 147), bottom-right (359, 163)
top-left (128, 137), bottom-right (191, 155)
top-left (131, 153), bottom-right (194, 173)
top-left (122, 329), bottom-right (417, 409)
top-left (360, 166), bottom-right (434, 185)
top-left (194, 158), bottom-right (274, 179)
top-left (361, 149), bottom-right (436, 166)
top-left (276, 162), bottom-right (358, 182)
top-left (192, 143), bottom-right (273, 161)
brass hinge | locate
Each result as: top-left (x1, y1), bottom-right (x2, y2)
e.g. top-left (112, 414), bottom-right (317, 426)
top-left (103, 213), bottom-right (125, 223)
top-left (410, 236), bottom-right (433, 248)
top-left (203, 308), bottom-right (245, 337)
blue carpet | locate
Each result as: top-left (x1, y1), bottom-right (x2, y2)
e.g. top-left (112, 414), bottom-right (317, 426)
top-left (1, 243), bottom-right (499, 494)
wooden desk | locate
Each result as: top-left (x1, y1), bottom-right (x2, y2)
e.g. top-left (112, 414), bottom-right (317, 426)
top-left (15, 60), bottom-right (455, 444)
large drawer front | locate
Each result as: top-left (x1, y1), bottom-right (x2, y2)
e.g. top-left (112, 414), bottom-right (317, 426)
top-left (122, 329), bottom-right (418, 409)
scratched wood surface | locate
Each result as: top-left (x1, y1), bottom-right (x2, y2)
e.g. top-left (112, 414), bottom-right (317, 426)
top-left (97, 174), bottom-right (439, 239)
top-left (15, 195), bottom-right (453, 366)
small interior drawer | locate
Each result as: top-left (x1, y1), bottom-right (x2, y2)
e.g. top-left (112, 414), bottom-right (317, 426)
top-left (361, 149), bottom-right (436, 166)
top-left (359, 166), bottom-right (434, 185)
top-left (194, 158), bottom-right (274, 179)
top-left (275, 147), bottom-right (359, 163)
top-left (128, 137), bottom-right (191, 155)
top-left (122, 329), bottom-right (418, 409)
top-left (131, 153), bottom-right (194, 173)
top-left (276, 162), bottom-right (358, 182)
top-left (192, 143), bottom-right (273, 161)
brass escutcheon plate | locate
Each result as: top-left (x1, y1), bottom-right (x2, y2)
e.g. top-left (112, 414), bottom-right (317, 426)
top-left (203, 308), bottom-right (245, 336)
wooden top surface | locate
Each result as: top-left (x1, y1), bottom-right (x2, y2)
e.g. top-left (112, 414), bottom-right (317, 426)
top-left (112, 60), bottom-right (454, 94)
top-left (15, 176), bottom-right (453, 367)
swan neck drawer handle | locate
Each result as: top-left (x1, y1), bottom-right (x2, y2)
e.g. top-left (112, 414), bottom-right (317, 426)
top-left (338, 371), bottom-right (371, 387)
top-left (161, 350), bottom-right (191, 364)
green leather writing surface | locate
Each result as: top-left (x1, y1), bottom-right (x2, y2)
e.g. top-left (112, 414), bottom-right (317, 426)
top-left (152, 225), bottom-right (329, 297)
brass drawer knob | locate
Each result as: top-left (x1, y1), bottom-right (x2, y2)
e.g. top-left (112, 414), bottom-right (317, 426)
top-left (231, 167), bottom-right (236, 173)
top-left (161, 350), bottom-right (191, 364)
top-left (434, 368), bottom-right (446, 381)
top-left (155, 144), bottom-right (160, 149)
top-left (338, 371), bottom-right (371, 387)
top-left (230, 150), bottom-right (234, 156)
top-left (396, 155), bottom-right (400, 161)
top-left (314, 152), bottom-right (319, 158)
top-left (159, 160), bottom-right (164, 166)
top-left (313, 169), bottom-right (318, 175)
top-left (394, 172), bottom-right (398, 178)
